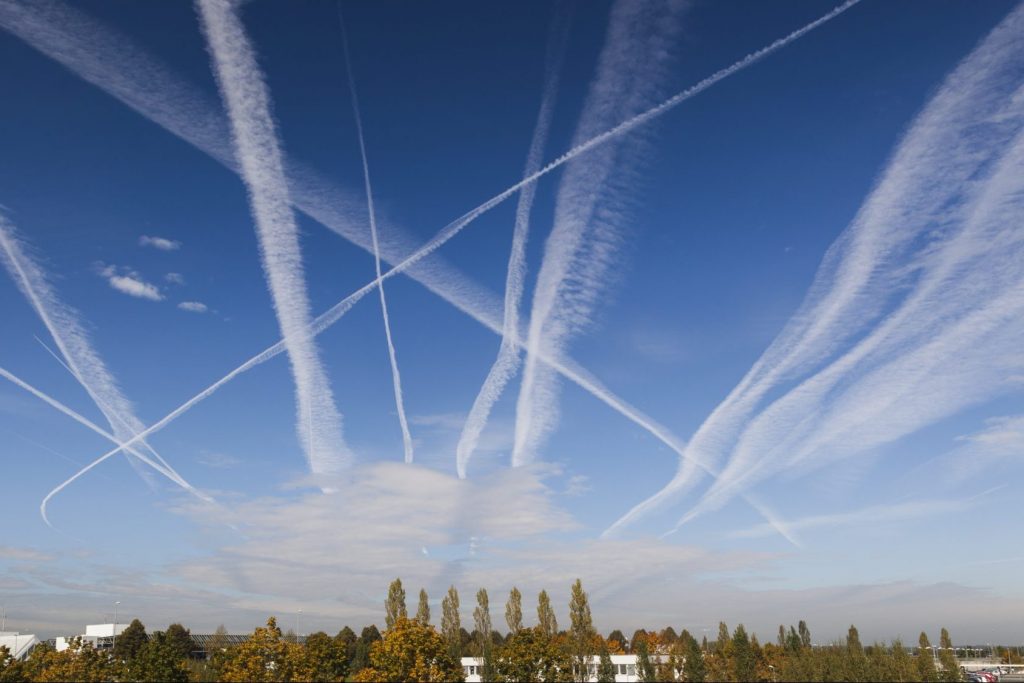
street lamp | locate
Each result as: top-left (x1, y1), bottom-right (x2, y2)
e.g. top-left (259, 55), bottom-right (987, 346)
top-left (113, 601), bottom-right (120, 653)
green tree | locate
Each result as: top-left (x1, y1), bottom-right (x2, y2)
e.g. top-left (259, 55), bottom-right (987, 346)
top-left (891, 639), bottom-right (915, 683)
top-left (846, 625), bottom-right (867, 681)
top-left (416, 589), bottom-right (431, 626)
top-left (126, 630), bottom-right (190, 682)
top-left (568, 579), bottom-right (595, 682)
top-left (301, 631), bottom-right (347, 681)
top-left (0, 645), bottom-right (27, 683)
top-left (217, 617), bottom-right (292, 682)
top-left (351, 625), bottom-right (381, 676)
top-left (474, 588), bottom-right (494, 681)
top-left (938, 628), bottom-right (962, 682)
top-left (441, 585), bottom-right (462, 660)
top-left (597, 640), bottom-right (616, 683)
top-left (506, 587), bottom-right (523, 635)
top-left (165, 623), bottom-right (193, 661)
top-left (353, 617), bottom-right (463, 682)
top-left (493, 626), bottom-right (570, 683)
top-left (537, 590), bottom-right (557, 638)
top-left (682, 630), bottom-right (707, 682)
top-left (385, 578), bottom-right (408, 630)
top-left (631, 629), bottom-right (648, 654)
top-left (33, 637), bottom-right (114, 683)
top-left (731, 624), bottom-right (756, 682)
top-left (114, 618), bottom-right (148, 661)
top-left (918, 632), bottom-right (938, 682)
top-left (606, 630), bottom-right (627, 654)
top-left (798, 620), bottom-right (812, 650)
top-left (334, 626), bottom-right (357, 665)
top-left (636, 638), bottom-right (656, 682)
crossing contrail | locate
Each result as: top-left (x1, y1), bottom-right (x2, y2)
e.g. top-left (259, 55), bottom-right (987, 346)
top-left (456, 4), bottom-right (571, 479)
top-left (605, 3), bottom-right (1024, 537)
top-left (23, 0), bottom-right (863, 536)
top-left (339, 8), bottom-right (414, 464)
top-left (514, 0), bottom-right (687, 468)
top-left (0, 214), bottom-right (192, 490)
top-left (196, 0), bottom-right (352, 475)
top-left (0, 365), bottom-right (212, 527)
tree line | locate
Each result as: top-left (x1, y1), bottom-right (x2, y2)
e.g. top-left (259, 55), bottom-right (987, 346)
top-left (0, 577), bottom-right (977, 681)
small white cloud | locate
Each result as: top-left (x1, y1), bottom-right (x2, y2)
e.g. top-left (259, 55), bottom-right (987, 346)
top-left (108, 274), bottom-right (163, 301)
top-left (565, 474), bottom-right (591, 497)
top-left (196, 451), bottom-right (240, 469)
top-left (165, 272), bottom-right (185, 285)
top-left (177, 301), bottom-right (208, 313)
top-left (139, 235), bottom-right (181, 251)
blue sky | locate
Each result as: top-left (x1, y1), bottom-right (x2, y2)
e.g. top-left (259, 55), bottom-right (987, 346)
top-left (1, 0), bottom-right (1023, 643)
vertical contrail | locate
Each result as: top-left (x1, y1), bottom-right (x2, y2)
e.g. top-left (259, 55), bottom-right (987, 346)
top-left (0, 214), bottom-right (195, 491)
top-left (513, 0), bottom-right (686, 467)
top-left (605, 2), bottom-right (1024, 537)
top-left (338, 8), bottom-right (414, 464)
top-left (456, 4), bottom-right (571, 479)
top-left (195, 0), bottom-right (351, 475)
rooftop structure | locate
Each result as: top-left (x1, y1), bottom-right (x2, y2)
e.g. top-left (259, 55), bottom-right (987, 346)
top-left (0, 632), bottom-right (40, 661)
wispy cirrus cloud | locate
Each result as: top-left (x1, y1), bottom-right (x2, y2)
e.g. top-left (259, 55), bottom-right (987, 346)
top-left (139, 234), bottom-right (181, 251)
top-left (165, 272), bottom-right (185, 285)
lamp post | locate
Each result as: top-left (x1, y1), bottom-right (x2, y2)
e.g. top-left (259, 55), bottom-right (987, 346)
top-left (113, 601), bottom-right (120, 653)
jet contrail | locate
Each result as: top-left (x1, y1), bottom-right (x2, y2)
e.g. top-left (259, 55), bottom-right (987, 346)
top-left (514, 0), bottom-right (687, 468)
top-left (605, 3), bottom-right (1024, 536)
top-left (0, 365), bottom-right (212, 526)
top-left (196, 0), bottom-right (351, 474)
top-left (338, 8), bottom-right (413, 464)
top-left (0, 214), bottom-right (194, 490)
top-left (30, 0), bottom-right (863, 534)
top-left (456, 4), bottom-right (571, 479)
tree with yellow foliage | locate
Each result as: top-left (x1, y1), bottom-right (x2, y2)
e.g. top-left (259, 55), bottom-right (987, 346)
top-left (353, 617), bottom-right (464, 682)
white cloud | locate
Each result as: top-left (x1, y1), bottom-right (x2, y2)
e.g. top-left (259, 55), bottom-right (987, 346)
top-left (95, 262), bottom-right (164, 301)
top-left (165, 272), bottom-right (185, 285)
top-left (196, 451), bottom-right (240, 469)
top-left (139, 235), bottom-right (181, 251)
top-left (177, 301), bottom-right (208, 313)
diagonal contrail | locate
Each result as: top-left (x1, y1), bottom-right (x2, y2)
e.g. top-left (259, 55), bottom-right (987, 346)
top-left (0, 213), bottom-right (194, 490)
top-left (196, 0), bottom-right (352, 475)
top-left (514, 0), bottom-right (687, 468)
top-left (0, 365), bottom-right (213, 527)
top-left (605, 3), bottom-right (1024, 537)
top-left (27, 0), bottom-right (863, 537)
top-left (338, 7), bottom-right (414, 464)
top-left (456, 3), bottom-right (572, 479)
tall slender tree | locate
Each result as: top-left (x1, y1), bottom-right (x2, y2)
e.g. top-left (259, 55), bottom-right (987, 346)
top-left (682, 630), bottom-right (707, 682)
top-left (938, 628), bottom-right (962, 682)
top-left (636, 638), bottom-right (656, 682)
top-left (416, 589), bottom-right (431, 626)
top-left (731, 624), bottom-right (756, 682)
top-left (568, 579), bottom-right (595, 682)
top-left (918, 632), bottom-right (938, 682)
top-left (441, 585), bottom-right (461, 660)
top-left (385, 578), bottom-right (407, 630)
top-left (537, 590), bottom-right (557, 637)
top-left (798, 620), bottom-right (812, 650)
top-left (506, 587), bottom-right (523, 635)
top-left (474, 588), bottom-right (493, 681)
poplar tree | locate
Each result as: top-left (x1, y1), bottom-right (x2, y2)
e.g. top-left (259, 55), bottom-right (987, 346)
top-left (918, 632), bottom-right (938, 682)
top-left (731, 624), bottom-right (756, 682)
top-left (682, 630), bottom-right (707, 682)
top-left (568, 579), bottom-right (595, 682)
top-left (506, 587), bottom-right (523, 635)
top-left (798, 620), bottom-right (812, 649)
top-left (474, 588), bottom-right (493, 681)
top-left (416, 589), bottom-right (431, 626)
top-left (597, 640), bottom-right (616, 683)
top-left (441, 585), bottom-right (461, 659)
top-left (385, 578), bottom-right (407, 630)
top-left (537, 590), bottom-right (557, 637)
top-left (636, 639), bottom-right (656, 682)
top-left (939, 628), bottom-right (962, 682)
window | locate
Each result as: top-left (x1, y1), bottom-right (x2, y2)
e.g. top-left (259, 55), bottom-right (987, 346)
top-left (627, 664), bottom-right (636, 676)
top-left (618, 663), bottom-right (627, 675)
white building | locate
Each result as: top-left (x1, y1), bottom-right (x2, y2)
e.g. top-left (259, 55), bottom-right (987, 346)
top-left (55, 623), bottom-right (128, 652)
top-left (0, 632), bottom-right (40, 661)
top-left (461, 653), bottom-right (669, 683)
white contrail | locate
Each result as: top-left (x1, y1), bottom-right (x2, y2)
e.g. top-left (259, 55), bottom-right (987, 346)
top-left (0, 214), bottom-right (194, 488)
top-left (338, 10), bottom-right (413, 464)
top-left (607, 4), bottom-right (1024, 536)
top-left (455, 5), bottom-right (571, 479)
top-left (0, 365), bottom-right (212, 526)
top-left (28, 0), bottom-right (862, 527)
top-left (513, 0), bottom-right (687, 467)
top-left (195, 0), bottom-right (351, 475)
